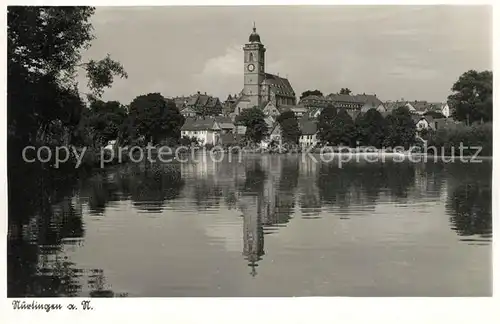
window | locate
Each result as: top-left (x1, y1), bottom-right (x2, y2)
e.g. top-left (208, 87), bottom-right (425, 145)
top-left (249, 52), bottom-right (254, 62)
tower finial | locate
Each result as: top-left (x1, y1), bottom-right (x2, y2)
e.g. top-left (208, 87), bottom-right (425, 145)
top-left (253, 21), bottom-right (256, 32)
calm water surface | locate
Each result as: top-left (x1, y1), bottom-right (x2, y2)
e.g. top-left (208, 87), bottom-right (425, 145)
top-left (8, 154), bottom-right (492, 297)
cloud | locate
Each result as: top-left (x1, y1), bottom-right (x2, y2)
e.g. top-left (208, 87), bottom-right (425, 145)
top-left (193, 45), bottom-right (242, 98)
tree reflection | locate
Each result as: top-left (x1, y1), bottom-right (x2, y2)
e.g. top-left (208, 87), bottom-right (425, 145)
top-left (271, 159), bottom-right (299, 225)
top-left (447, 182), bottom-right (492, 238)
top-left (129, 164), bottom-right (184, 212)
top-left (80, 163), bottom-right (185, 214)
top-left (317, 161), bottom-right (417, 209)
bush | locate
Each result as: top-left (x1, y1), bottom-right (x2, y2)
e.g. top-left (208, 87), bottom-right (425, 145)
top-left (426, 122), bottom-right (492, 156)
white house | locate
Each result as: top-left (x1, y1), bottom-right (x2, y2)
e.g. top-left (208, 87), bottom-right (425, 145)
top-left (299, 118), bottom-right (318, 147)
top-left (262, 101), bottom-right (280, 118)
top-left (441, 102), bottom-right (450, 118)
top-left (413, 115), bottom-right (436, 132)
top-left (181, 117), bottom-right (222, 145)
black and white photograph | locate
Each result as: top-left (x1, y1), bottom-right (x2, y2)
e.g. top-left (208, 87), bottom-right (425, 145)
top-left (5, 3), bottom-right (494, 306)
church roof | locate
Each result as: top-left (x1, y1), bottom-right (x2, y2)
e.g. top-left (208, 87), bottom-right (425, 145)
top-left (263, 73), bottom-right (295, 97)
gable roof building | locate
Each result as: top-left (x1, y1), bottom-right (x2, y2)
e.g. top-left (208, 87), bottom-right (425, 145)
top-left (181, 117), bottom-right (220, 132)
top-left (185, 92), bottom-right (223, 116)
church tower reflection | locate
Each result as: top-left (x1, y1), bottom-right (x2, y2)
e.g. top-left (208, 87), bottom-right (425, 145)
top-left (240, 194), bottom-right (265, 277)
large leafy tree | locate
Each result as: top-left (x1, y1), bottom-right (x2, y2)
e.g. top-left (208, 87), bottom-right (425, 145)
top-left (355, 109), bottom-right (388, 148)
top-left (384, 107), bottom-right (416, 149)
top-left (236, 107), bottom-right (268, 144)
top-left (316, 104), bottom-right (337, 144)
top-left (300, 89), bottom-right (323, 100)
top-left (276, 110), bottom-right (301, 144)
top-left (127, 93), bottom-right (185, 145)
top-left (330, 109), bottom-right (357, 146)
top-left (7, 6), bottom-right (128, 146)
top-left (448, 70), bottom-right (492, 125)
top-left (317, 105), bottom-right (357, 146)
top-left (83, 100), bottom-right (128, 148)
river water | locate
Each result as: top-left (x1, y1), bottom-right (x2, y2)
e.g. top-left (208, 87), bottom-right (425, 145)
top-left (7, 154), bottom-right (492, 297)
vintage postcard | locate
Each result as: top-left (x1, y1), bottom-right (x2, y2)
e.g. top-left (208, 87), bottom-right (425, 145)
top-left (2, 2), bottom-right (497, 323)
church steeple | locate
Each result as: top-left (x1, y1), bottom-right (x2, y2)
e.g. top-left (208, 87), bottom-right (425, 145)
top-left (249, 22), bottom-right (261, 43)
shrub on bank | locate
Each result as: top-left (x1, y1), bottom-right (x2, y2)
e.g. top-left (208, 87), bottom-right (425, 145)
top-left (425, 122), bottom-right (492, 156)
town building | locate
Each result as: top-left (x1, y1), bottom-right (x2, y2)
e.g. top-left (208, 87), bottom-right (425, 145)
top-left (180, 116), bottom-right (236, 145)
top-left (298, 118), bottom-right (318, 147)
top-left (181, 117), bottom-right (221, 145)
top-left (176, 92), bottom-right (223, 117)
top-left (301, 93), bottom-right (385, 120)
top-left (413, 115), bottom-right (436, 132)
top-left (385, 100), bottom-right (450, 118)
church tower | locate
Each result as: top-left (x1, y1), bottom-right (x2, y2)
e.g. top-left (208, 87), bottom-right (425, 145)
top-left (243, 23), bottom-right (266, 108)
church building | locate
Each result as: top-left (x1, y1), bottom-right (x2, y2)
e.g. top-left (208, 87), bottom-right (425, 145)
top-left (229, 24), bottom-right (297, 117)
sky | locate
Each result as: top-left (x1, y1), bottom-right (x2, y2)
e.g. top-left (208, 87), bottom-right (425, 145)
top-left (78, 5), bottom-right (492, 104)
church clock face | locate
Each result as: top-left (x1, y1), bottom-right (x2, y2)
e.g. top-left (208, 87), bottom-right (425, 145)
top-left (247, 64), bottom-right (255, 72)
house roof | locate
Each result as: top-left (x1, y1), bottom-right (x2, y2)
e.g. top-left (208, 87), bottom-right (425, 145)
top-left (259, 100), bottom-right (271, 110)
top-left (278, 104), bottom-right (307, 114)
top-left (186, 93), bottom-right (221, 109)
top-left (174, 97), bottom-right (188, 110)
top-left (180, 106), bottom-right (196, 114)
top-left (214, 116), bottom-right (234, 129)
top-left (308, 107), bottom-right (323, 117)
top-left (412, 115), bottom-right (424, 123)
top-left (181, 117), bottom-right (219, 131)
top-left (262, 73), bottom-right (295, 98)
top-left (299, 118), bottom-right (317, 135)
top-left (424, 115), bottom-right (435, 124)
top-left (385, 101), bottom-right (406, 112)
top-left (300, 95), bottom-right (328, 102)
top-left (410, 101), bottom-right (431, 112)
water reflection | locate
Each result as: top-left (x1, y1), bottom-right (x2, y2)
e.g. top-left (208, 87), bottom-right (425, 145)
top-left (7, 154), bottom-right (492, 296)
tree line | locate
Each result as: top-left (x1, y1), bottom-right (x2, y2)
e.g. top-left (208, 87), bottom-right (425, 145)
top-left (236, 104), bottom-right (418, 149)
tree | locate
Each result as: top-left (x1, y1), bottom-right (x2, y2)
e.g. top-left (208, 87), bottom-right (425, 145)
top-left (330, 109), bottom-right (357, 147)
top-left (128, 93), bottom-right (185, 145)
top-left (384, 107), bottom-right (416, 149)
top-left (339, 88), bottom-right (352, 95)
top-left (300, 89), bottom-right (323, 100)
top-left (316, 104), bottom-right (337, 144)
top-left (276, 110), bottom-right (301, 144)
top-left (7, 6), bottom-right (128, 146)
top-left (355, 109), bottom-right (388, 148)
top-left (83, 100), bottom-right (128, 148)
top-left (236, 107), bottom-right (268, 144)
top-left (448, 70), bottom-right (492, 125)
